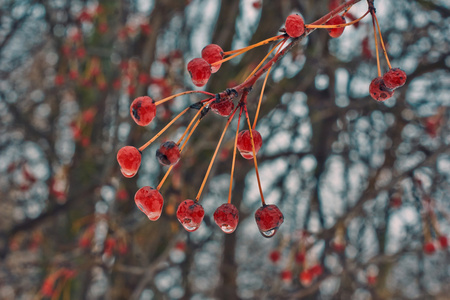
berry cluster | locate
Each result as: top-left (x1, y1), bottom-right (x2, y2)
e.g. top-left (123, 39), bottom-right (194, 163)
top-left (117, 1), bottom-right (387, 237)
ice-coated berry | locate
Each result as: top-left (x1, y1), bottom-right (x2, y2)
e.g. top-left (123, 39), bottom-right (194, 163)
top-left (187, 58), bottom-right (212, 87)
top-left (423, 241), bottom-right (436, 254)
top-left (210, 100), bottom-right (234, 117)
top-left (281, 270), bottom-right (293, 283)
top-left (156, 141), bottom-right (181, 166)
top-left (285, 14), bottom-right (305, 38)
top-left (201, 44), bottom-right (224, 73)
top-left (130, 96), bottom-right (156, 126)
top-left (383, 68), bottom-right (407, 89)
top-left (236, 130), bottom-right (263, 159)
top-left (117, 146), bottom-right (141, 177)
top-left (176, 199), bottom-right (205, 232)
top-left (369, 77), bottom-right (394, 101)
top-left (326, 15), bottom-right (346, 38)
top-left (134, 186), bottom-right (164, 221)
top-left (213, 203), bottom-right (239, 233)
top-left (269, 250), bottom-right (281, 263)
top-left (439, 236), bottom-right (448, 248)
top-left (254, 204), bottom-right (284, 238)
top-left (299, 269), bottom-right (313, 286)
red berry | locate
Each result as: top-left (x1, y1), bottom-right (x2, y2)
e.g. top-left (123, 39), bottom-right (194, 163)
top-left (383, 68), bottom-right (407, 89)
top-left (325, 15), bottom-right (346, 38)
top-left (254, 204), bottom-right (284, 238)
top-left (156, 141), bottom-right (181, 166)
top-left (285, 14), bottom-right (305, 38)
top-left (236, 130), bottom-right (263, 159)
top-left (369, 77), bottom-right (394, 102)
top-left (367, 275), bottom-right (377, 285)
top-left (309, 264), bottom-right (323, 277)
top-left (295, 252), bottom-right (305, 264)
top-left (201, 44), bottom-right (224, 73)
top-left (331, 240), bottom-right (346, 253)
top-left (423, 241), bottom-right (436, 254)
top-left (213, 203), bottom-right (239, 233)
top-left (299, 269), bottom-right (313, 286)
top-left (134, 186), bottom-right (164, 221)
top-left (439, 236), bottom-right (448, 248)
top-left (176, 199), bottom-right (205, 232)
top-left (130, 96), bottom-right (156, 126)
top-left (280, 270), bottom-right (292, 283)
top-left (269, 250), bottom-right (281, 263)
top-left (187, 58), bottom-right (211, 87)
top-left (117, 146), bottom-right (141, 177)
top-left (210, 100), bottom-right (234, 117)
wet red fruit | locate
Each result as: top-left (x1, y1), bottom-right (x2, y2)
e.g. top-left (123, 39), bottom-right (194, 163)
top-left (383, 68), bottom-right (407, 89)
top-left (156, 141), bottom-right (181, 166)
top-left (236, 130), bottom-right (263, 159)
top-left (439, 236), bottom-right (448, 248)
top-left (187, 58), bottom-right (211, 87)
top-left (176, 199), bottom-right (205, 232)
top-left (269, 250), bottom-right (281, 263)
top-left (134, 186), bottom-right (164, 221)
top-left (325, 15), bottom-right (346, 38)
top-left (210, 100), bottom-right (234, 117)
top-left (117, 146), bottom-right (141, 177)
top-left (423, 241), bottom-right (436, 254)
top-left (201, 44), bottom-right (224, 73)
top-left (130, 96), bottom-right (156, 126)
top-left (281, 270), bottom-right (293, 283)
top-left (213, 203), bottom-right (239, 233)
top-left (309, 264), bottom-right (323, 277)
top-left (285, 14), bottom-right (305, 38)
top-left (299, 269), bottom-right (313, 286)
top-left (369, 77), bottom-right (394, 101)
top-left (254, 204), bottom-right (284, 238)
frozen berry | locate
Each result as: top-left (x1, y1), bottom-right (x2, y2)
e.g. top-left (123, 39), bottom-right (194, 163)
top-left (210, 100), bottom-right (234, 117)
top-left (254, 204), bottom-right (284, 238)
top-left (383, 68), bottom-right (407, 89)
top-left (285, 14), bottom-right (305, 38)
top-left (201, 44), bottom-right (224, 73)
top-left (281, 270), bottom-right (293, 283)
top-left (309, 264), bottom-right (323, 277)
top-left (269, 250), bottom-right (281, 263)
top-left (236, 130), bottom-right (263, 159)
top-left (439, 236), bottom-right (448, 248)
top-left (176, 199), bottom-right (205, 232)
top-left (299, 269), bottom-right (313, 286)
top-left (423, 241), bottom-right (436, 254)
top-left (130, 96), bottom-right (156, 126)
top-left (187, 58), bottom-right (211, 87)
top-left (134, 186), bottom-right (164, 221)
top-left (369, 77), bottom-right (394, 101)
top-left (117, 146), bottom-right (141, 177)
top-left (325, 15), bottom-right (346, 38)
top-left (213, 203), bottom-right (239, 233)
top-left (156, 141), bottom-right (181, 166)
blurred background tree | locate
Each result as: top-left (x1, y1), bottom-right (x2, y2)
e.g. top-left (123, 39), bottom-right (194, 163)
top-left (0, 0), bottom-right (449, 299)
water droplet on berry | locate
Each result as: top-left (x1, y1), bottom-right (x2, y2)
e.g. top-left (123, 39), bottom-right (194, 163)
top-left (261, 229), bottom-right (276, 238)
top-left (220, 225), bottom-right (234, 233)
top-left (237, 130), bottom-right (263, 159)
top-left (176, 200), bottom-right (205, 232)
top-left (214, 203), bottom-right (239, 233)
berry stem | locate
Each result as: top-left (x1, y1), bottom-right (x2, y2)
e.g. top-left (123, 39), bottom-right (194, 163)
top-left (252, 38), bottom-right (286, 130)
top-left (154, 91), bottom-right (215, 106)
top-left (371, 13), bottom-right (382, 77)
top-left (195, 105), bottom-right (240, 202)
top-left (138, 107), bottom-right (190, 152)
top-left (305, 10), bottom-right (369, 29)
top-left (372, 13), bottom-right (392, 69)
top-left (176, 102), bottom-right (207, 146)
top-left (156, 165), bottom-right (174, 191)
top-left (213, 35), bottom-right (285, 66)
top-left (244, 38), bottom-right (286, 83)
top-left (222, 35), bottom-right (285, 56)
top-left (243, 104), bottom-right (266, 206)
top-left (228, 106), bottom-right (243, 204)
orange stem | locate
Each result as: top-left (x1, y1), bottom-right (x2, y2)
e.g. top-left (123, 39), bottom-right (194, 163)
top-left (196, 106), bottom-right (239, 202)
top-left (305, 10), bottom-right (369, 28)
top-left (139, 107), bottom-right (190, 152)
top-left (373, 13), bottom-right (392, 69)
top-left (252, 38), bottom-right (286, 130)
top-left (371, 13), bottom-right (381, 77)
top-left (244, 105), bottom-right (265, 206)
top-left (154, 90), bottom-right (215, 106)
top-left (228, 107), bottom-right (243, 204)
